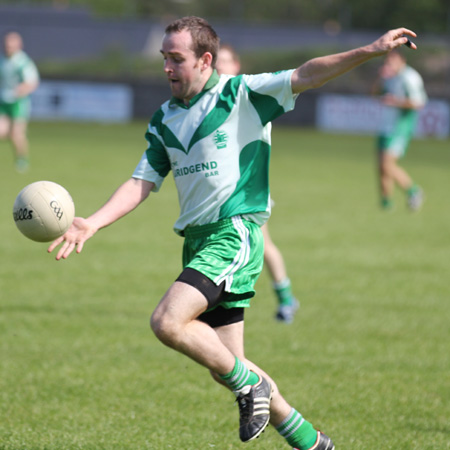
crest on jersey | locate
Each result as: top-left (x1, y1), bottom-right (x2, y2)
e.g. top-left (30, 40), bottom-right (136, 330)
top-left (213, 130), bottom-right (228, 149)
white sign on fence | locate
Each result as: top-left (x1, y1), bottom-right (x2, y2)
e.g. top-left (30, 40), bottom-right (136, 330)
top-left (316, 94), bottom-right (449, 138)
top-left (31, 80), bottom-right (133, 123)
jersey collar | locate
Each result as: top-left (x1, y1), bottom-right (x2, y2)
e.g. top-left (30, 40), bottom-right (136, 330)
top-left (169, 70), bottom-right (220, 109)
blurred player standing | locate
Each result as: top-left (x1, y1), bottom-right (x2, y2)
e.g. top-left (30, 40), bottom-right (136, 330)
top-left (49, 16), bottom-right (418, 449)
top-left (0, 31), bottom-right (40, 173)
top-left (216, 44), bottom-right (299, 324)
top-left (373, 50), bottom-right (427, 211)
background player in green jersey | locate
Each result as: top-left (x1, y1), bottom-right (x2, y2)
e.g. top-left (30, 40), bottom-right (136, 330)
top-left (49, 16), bottom-right (418, 450)
top-left (216, 44), bottom-right (299, 324)
top-left (0, 31), bottom-right (40, 173)
top-left (373, 50), bottom-right (427, 211)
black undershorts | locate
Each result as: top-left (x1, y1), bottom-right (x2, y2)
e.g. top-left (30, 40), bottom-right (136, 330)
top-left (176, 267), bottom-right (245, 328)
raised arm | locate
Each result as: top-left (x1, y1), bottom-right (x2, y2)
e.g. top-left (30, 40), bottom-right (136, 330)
top-left (48, 177), bottom-right (154, 260)
top-left (291, 28), bottom-right (417, 94)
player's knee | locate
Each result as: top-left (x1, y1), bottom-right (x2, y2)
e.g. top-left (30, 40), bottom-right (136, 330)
top-left (150, 309), bottom-right (179, 346)
top-left (0, 119), bottom-right (10, 138)
top-left (380, 157), bottom-right (395, 175)
top-left (0, 127), bottom-right (9, 139)
top-left (10, 129), bottom-right (26, 146)
top-left (150, 309), bottom-right (167, 339)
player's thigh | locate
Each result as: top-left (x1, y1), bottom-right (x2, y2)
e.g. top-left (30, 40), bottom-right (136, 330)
top-left (380, 151), bottom-right (399, 174)
top-left (0, 115), bottom-right (11, 137)
top-left (152, 280), bottom-right (209, 327)
top-left (260, 222), bottom-right (270, 241)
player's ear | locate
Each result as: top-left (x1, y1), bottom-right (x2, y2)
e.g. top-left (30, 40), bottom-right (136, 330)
top-left (200, 52), bottom-right (213, 70)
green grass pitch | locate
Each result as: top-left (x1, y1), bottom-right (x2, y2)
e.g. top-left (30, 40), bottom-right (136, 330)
top-left (1, 122), bottom-right (449, 449)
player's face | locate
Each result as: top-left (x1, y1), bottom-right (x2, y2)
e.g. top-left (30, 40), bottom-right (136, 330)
top-left (4, 33), bottom-right (22, 57)
top-left (380, 52), bottom-right (405, 78)
top-left (216, 49), bottom-right (240, 76)
top-left (161, 30), bottom-right (207, 103)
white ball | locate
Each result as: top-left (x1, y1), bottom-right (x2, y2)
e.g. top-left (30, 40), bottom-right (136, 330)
top-left (13, 181), bottom-right (75, 242)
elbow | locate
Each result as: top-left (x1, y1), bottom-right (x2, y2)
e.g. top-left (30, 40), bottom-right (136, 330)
top-left (141, 182), bottom-right (154, 201)
top-left (309, 77), bottom-right (327, 90)
top-left (130, 177), bottom-right (153, 202)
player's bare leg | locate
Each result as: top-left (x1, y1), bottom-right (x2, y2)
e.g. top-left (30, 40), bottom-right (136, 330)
top-left (379, 152), bottom-right (422, 210)
top-left (211, 321), bottom-right (334, 449)
top-left (150, 281), bottom-right (236, 373)
top-left (150, 281), bottom-right (271, 441)
top-left (262, 223), bottom-right (299, 323)
top-left (382, 153), bottom-right (413, 190)
top-left (11, 120), bottom-right (30, 171)
top-left (262, 223), bottom-right (288, 284)
top-left (378, 151), bottom-right (394, 203)
top-left (211, 321), bottom-right (291, 423)
top-left (0, 115), bottom-right (11, 140)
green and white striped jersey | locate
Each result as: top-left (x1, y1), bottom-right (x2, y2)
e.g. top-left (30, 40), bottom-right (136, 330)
top-left (380, 65), bottom-right (427, 135)
top-left (0, 50), bottom-right (39, 103)
top-left (133, 69), bottom-right (297, 235)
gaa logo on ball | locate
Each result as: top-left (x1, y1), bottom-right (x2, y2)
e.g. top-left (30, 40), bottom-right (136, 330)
top-left (13, 181), bottom-right (75, 242)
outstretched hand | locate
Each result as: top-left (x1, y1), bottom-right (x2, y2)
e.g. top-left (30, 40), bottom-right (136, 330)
top-left (48, 217), bottom-right (97, 260)
top-left (370, 28), bottom-right (417, 55)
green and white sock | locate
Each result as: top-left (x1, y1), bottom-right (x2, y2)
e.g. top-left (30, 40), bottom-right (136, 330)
top-left (381, 196), bottom-right (393, 209)
top-left (273, 278), bottom-right (294, 306)
top-left (276, 408), bottom-right (317, 450)
top-left (219, 356), bottom-right (259, 391)
top-left (15, 157), bottom-right (30, 173)
top-left (407, 184), bottom-right (419, 197)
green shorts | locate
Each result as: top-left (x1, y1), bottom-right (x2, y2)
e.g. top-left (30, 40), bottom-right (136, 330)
top-left (0, 98), bottom-right (31, 120)
top-left (182, 216), bottom-right (264, 309)
top-left (377, 111), bottom-right (418, 158)
top-left (377, 134), bottom-right (411, 158)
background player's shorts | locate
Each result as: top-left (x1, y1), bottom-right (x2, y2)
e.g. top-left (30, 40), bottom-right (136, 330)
top-left (377, 134), bottom-right (410, 158)
top-left (377, 112), bottom-right (418, 158)
top-left (182, 216), bottom-right (264, 309)
top-left (0, 98), bottom-right (31, 120)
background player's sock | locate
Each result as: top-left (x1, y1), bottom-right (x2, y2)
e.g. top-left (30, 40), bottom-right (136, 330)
top-left (274, 278), bottom-right (294, 306)
top-left (381, 196), bottom-right (393, 209)
top-left (407, 183), bottom-right (419, 197)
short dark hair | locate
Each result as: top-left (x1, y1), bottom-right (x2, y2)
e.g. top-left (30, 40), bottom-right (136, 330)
top-left (165, 16), bottom-right (220, 66)
top-left (3, 29), bottom-right (22, 40)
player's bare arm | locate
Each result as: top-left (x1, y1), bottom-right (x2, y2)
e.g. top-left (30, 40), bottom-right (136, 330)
top-left (381, 93), bottom-right (424, 110)
top-left (48, 177), bottom-right (154, 260)
top-left (291, 28), bottom-right (417, 94)
top-left (16, 80), bottom-right (39, 98)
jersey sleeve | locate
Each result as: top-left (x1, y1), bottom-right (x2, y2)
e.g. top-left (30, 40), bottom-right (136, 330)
top-left (404, 70), bottom-right (427, 106)
top-left (242, 70), bottom-right (298, 125)
top-left (132, 126), bottom-right (171, 192)
top-left (21, 57), bottom-right (39, 84)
